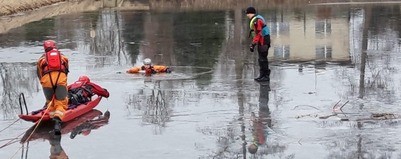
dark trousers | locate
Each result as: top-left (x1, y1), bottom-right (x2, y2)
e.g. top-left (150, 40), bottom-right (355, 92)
top-left (257, 35), bottom-right (271, 77)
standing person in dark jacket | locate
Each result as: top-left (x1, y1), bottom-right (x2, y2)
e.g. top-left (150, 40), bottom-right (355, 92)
top-left (246, 7), bottom-right (271, 82)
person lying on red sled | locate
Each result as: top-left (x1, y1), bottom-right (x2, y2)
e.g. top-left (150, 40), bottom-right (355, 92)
top-left (31, 75), bottom-right (109, 115)
top-left (67, 75), bottom-right (110, 107)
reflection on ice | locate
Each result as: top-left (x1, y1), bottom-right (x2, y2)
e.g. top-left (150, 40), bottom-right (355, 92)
top-left (0, 62), bottom-right (39, 119)
top-left (1, 2), bottom-right (401, 159)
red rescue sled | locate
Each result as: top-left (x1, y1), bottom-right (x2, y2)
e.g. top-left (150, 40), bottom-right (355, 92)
top-left (20, 109), bottom-right (110, 143)
top-left (18, 96), bottom-right (102, 123)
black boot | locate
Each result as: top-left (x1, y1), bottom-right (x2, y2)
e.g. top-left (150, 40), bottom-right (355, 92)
top-left (254, 60), bottom-right (265, 81)
top-left (254, 71), bottom-right (264, 81)
top-left (263, 69), bottom-right (271, 82)
top-left (53, 117), bottom-right (62, 135)
top-left (256, 63), bottom-right (270, 82)
top-left (256, 76), bottom-right (270, 82)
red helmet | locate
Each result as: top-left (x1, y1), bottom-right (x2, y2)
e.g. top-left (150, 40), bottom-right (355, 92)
top-left (78, 75), bottom-right (90, 83)
top-left (43, 40), bottom-right (56, 50)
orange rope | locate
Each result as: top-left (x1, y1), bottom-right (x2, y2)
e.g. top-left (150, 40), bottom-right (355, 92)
top-left (9, 98), bottom-right (54, 159)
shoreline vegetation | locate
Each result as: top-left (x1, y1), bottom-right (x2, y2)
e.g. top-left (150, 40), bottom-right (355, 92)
top-left (0, 0), bottom-right (399, 34)
top-left (1, 0), bottom-right (400, 16)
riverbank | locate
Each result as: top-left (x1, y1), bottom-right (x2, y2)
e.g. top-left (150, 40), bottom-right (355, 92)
top-left (0, 0), bottom-right (73, 16)
top-left (1, 0), bottom-right (399, 34)
top-left (0, 0), bottom-right (102, 34)
top-left (2, 0), bottom-right (400, 17)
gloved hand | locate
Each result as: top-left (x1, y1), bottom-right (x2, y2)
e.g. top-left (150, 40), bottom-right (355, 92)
top-left (249, 43), bottom-right (256, 52)
top-left (102, 89), bottom-right (110, 98)
top-left (145, 68), bottom-right (153, 75)
top-left (165, 68), bottom-right (172, 73)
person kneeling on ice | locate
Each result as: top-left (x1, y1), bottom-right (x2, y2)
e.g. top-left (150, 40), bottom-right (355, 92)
top-left (67, 75), bottom-right (110, 106)
top-left (126, 58), bottom-right (172, 76)
top-left (37, 40), bottom-right (69, 135)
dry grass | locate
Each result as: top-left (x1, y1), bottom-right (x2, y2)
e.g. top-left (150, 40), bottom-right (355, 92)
top-left (0, 0), bottom-right (101, 34)
top-left (0, 0), bottom-right (66, 16)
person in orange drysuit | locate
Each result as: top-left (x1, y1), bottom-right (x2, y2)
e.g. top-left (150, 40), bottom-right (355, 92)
top-left (37, 40), bottom-right (69, 135)
top-left (67, 75), bottom-right (109, 106)
top-left (126, 58), bottom-right (171, 76)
